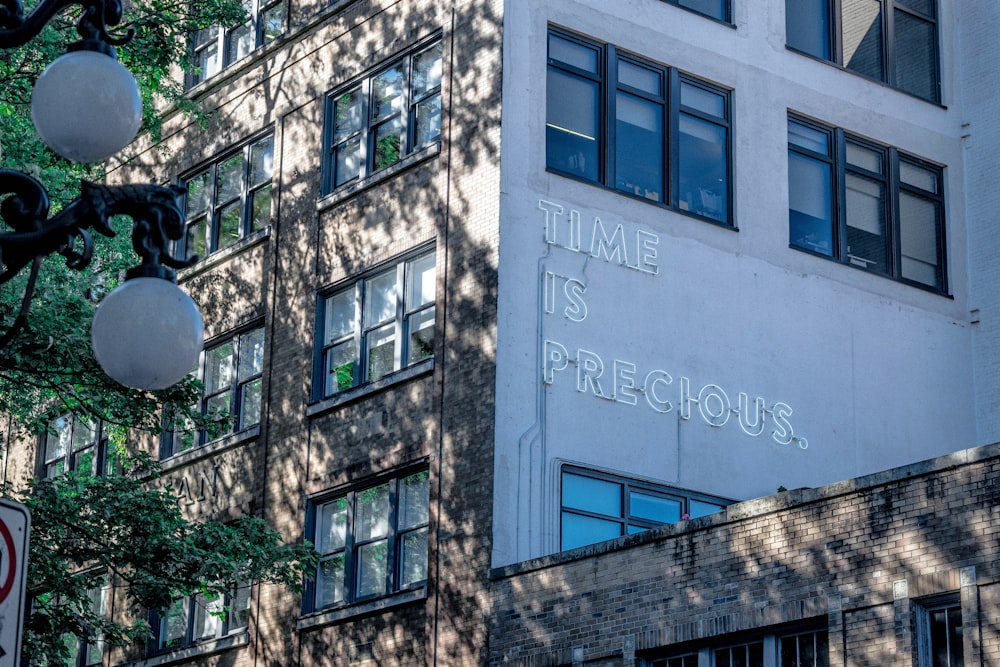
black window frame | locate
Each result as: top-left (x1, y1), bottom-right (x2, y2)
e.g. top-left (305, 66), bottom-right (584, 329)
top-left (186, 0), bottom-right (284, 88)
top-left (305, 466), bottom-right (430, 612)
top-left (916, 595), bottom-right (964, 667)
top-left (546, 26), bottom-right (734, 227)
top-left (40, 413), bottom-right (117, 480)
top-left (179, 134), bottom-right (274, 262)
top-left (162, 325), bottom-right (265, 458)
top-left (787, 113), bottom-right (947, 294)
top-left (149, 583), bottom-right (250, 655)
top-left (313, 246), bottom-right (435, 401)
top-left (321, 36), bottom-right (443, 194)
top-left (559, 466), bottom-right (731, 551)
top-left (779, 629), bottom-right (830, 667)
top-left (785, 0), bottom-right (940, 103)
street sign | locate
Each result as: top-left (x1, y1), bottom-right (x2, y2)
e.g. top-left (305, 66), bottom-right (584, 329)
top-left (0, 499), bottom-right (29, 666)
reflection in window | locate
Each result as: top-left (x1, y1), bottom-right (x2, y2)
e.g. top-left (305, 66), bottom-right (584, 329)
top-left (546, 28), bottom-right (732, 225)
top-left (311, 470), bottom-right (429, 610)
top-left (180, 135), bottom-right (273, 261)
top-left (187, 0), bottom-right (283, 88)
top-left (42, 414), bottom-right (117, 479)
top-left (785, 0), bottom-right (939, 102)
top-left (317, 249), bottom-right (435, 399)
top-left (560, 467), bottom-right (730, 551)
top-left (164, 327), bottom-right (264, 458)
top-left (787, 115), bottom-right (946, 292)
top-left (323, 39), bottom-right (442, 192)
top-left (153, 584), bottom-right (250, 653)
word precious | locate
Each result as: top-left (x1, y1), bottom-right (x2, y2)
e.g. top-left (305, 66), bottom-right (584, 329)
top-left (543, 340), bottom-right (807, 449)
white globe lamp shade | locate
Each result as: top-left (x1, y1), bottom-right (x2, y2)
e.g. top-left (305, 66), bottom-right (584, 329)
top-left (31, 50), bottom-right (143, 163)
top-left (91, 278), bottom-right (203, 390)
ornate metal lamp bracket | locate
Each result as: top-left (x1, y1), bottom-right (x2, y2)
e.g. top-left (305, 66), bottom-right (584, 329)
top-left (0, 169), bottom-right (194, 348)
top-left (0, 0), bottom-right (133, 53)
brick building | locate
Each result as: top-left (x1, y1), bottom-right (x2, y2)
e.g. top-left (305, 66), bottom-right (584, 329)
top-left (3, 0), bottom-right (999, 665)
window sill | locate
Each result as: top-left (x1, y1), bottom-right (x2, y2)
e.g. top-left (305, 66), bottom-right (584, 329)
top-left (159, 425), bottom-right (261, 471)
top-left (297, 586), bottom-right (427, 631)
top-left (119, 631), bottom-right (249, 667)
top-left (316, 143), bottom-right (441, 212)
top-left (306, 358), bottom-right (434, 417)
top-left (177, 226), bottom-right (271, 284)
top-left (546, 168), bottom-right (738, 231)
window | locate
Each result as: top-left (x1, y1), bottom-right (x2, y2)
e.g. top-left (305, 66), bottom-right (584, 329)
top-left (785, 0), bottom-right (939, 102)
top-left (59, 576), bottom-right (109, 667)
top-left (42, 414), bottom-right (117, 479)
top-left (310, 469), bottom-right (429, 610)
top-left (560, 467), bottom-right (730, 551)
top-left (715, 641), bottom-right (764, 667)
top-left (322, 39), bottom-right (442, 192)
top-left (546, 28), bottom-right (732, 225)
top-left (662, 0), bottom-right (729, 23)
top-left (180, 135), bottom-right (273, 261)
top-left (917, 598), bottom-right (964, 667)
top-left (164, 326), bottom-right (264, 457)
top-left (188, 0), bottom-right (283, 87)
top-left (152, 584), bottom-right (250, 653)
top-left (787, 115), bottom-right (946, 292)
top-left (780, 630), bottom-right (829, 667)
top-left (316, 248), bottom-right (435, 399)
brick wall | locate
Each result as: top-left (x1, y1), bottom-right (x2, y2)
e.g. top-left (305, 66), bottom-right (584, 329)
top-left (490, 445), bottom-right (1000, 666)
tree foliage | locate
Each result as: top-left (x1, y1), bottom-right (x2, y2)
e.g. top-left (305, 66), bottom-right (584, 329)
top-left (0, 1), bottom-right (318, 664)
top-left (16, 458), bottom-right (317, 665)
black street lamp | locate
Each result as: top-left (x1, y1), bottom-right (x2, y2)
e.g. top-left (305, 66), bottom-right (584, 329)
top-left (0, 0), bottom-right (204, 390)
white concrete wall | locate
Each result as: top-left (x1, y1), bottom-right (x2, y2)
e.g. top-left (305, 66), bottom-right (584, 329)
top-left (493, 0), bottom-right (980, 566)
top-left (956, 1), bottom-right (1000, 446)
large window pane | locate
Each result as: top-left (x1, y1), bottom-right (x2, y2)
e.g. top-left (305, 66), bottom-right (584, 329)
top-left (372, 65), bottom-right (404, 122)
top-left (239, 328), bottom-right (265, 380)
top-left (407, 307), bottom-right (435, 364)
top-left (356, 540), bottom-right (389, 598)
top-left (205, 343), bottom-right (234, 395)
top-left (562, 513), bottom-right (621, 550)
top-left (372, 116), bottom-right (403, 171)
top-left (406, 253), bottom-right (436, 308)
top-left (317, 555), bottom-right (345, 607)
top-left (364, 270), bottom-right (397, 326)
top-left (563, 473), bottom-right (621, 516)
top-left (356, 483), bottom-right (390, 541)
top-left (630, 491), bottom-right (681, 523)
top-left (899, 191), bottom-right (941, 288)
top-left (400, 528), bottom-right (428, 586)
top-left (549, 33), bottom-right (599, 72)
top-left (218, 202), bottom-right (241, 250)
top-left (615, 92), bottom-right (663, 202)
top-left (325, 343), bottom-right (356, 395)
top-left (399, 472), bottom-right (429, 529)
top-left (412, 43), bottom-right (442, 96)
top-left (414, 96), bottom-right (442, 147)
top-left (546, 70), bottom-right (600, 181)
top-left (689, 499), bottom-right (726, 518)
top-left (318, 498), bottom-right (348, 552)
top-left (786, 0), bottom-right (831, 59)
top-left (894, 11), bottom-right (937, 101)
top-left (366, 324), bottom-right (396, 381)
top-left (789, 153), bottom-right (834, 256)
top-left (678, 114), bottom-right (728, 222)
top-left (845, 174), bottom-right (888, 273)
top-left (216, 154), bottom-right (244, 203)
top-left (325, 290), bottom-right (355, 342)
top-left (842, 0), bottom-right (884, 81)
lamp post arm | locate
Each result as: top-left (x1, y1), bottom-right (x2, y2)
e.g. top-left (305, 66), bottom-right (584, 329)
top-left (0, 0), bottom-right (132, 50)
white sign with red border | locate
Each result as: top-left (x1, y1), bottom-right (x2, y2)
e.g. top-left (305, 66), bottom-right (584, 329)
top-left (0, 498), bottom-right (29, 666)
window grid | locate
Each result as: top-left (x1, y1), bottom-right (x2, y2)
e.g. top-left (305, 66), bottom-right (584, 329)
top-left (165, 327), bottom-right (264, 457)
top-left (181, 135), bottom-right (274, 261)
top-left (560, 467), bottom-right (730, 551)
top-left (187, 0), bottom-right (283, 88)
top-left (42, 414), bottom-right (117, 479)
top-left (546, 28), bottom-right (732, 226)
top-left (785, 0), bottom-right (939, 102)
top-left (322, 39), bottom-right (443, 193)
top-left (787, 115), bottom-right (946, 293)
top-left (317, 249), bottom-right (435, 400)
top-left (310, 469), bottom-right (429, 611)
top-left (780, 630), bottom-right (830, 667)
top-left (715, 641), bottom-right (764, 667)
top-left (153, 584), bottom-right (250, 654)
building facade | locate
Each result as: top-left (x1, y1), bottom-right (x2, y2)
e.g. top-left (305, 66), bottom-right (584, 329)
top-left (2, 0), bottom-right (998, 665)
